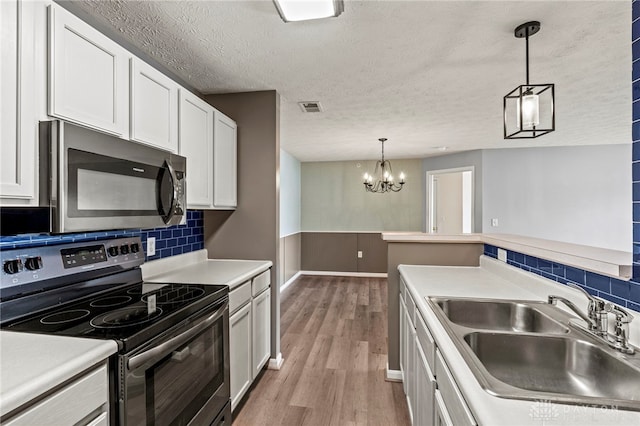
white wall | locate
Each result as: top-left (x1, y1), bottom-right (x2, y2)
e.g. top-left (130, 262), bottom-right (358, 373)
top-left (482, 145), bottom-right (631, 252)
top-left (279, 149), bottom-right (301, 237)
top-left (301, 159), bottom-right (423, 232)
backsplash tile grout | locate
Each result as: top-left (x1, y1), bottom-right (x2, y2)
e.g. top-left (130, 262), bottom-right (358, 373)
top-left (0, 210), bottom-right (204, 261)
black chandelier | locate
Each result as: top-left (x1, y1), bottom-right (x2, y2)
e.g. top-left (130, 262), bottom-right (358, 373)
top-left (503, 21), bottom-right (555, 139)
top-left (363, 138), bottom-right (405, 193)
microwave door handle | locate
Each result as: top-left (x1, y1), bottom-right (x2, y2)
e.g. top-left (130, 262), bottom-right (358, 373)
top-left (158, 160), bottom-right (179, 224)
top-left (128, 300), bottom-right (228, 371)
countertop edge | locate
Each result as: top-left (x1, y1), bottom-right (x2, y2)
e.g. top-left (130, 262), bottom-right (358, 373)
top-left (0, 335), bottom-right (117, 417)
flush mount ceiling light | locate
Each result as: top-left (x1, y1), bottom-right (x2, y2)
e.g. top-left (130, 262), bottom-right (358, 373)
top-left (503, 21), bottom-right (555, 139)
top-left (273, 0), bottom-right (344, 23)
top-left (363, 138), bottom-right (406, 193)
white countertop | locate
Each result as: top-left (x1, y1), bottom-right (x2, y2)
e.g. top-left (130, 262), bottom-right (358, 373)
top-left (142, 250), bottom-right (272, 290)
top-left (383, 232), bottom-right (632, 280)
top-left (0, 331), bottom-right (117, 417)
top-left (399, 256), bottom-right (640, 425)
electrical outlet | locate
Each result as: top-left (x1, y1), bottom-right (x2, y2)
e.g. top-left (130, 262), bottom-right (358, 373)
top-left (497, 248), bottom-right (507, 262)
top-left (147, 237), bottom-right (156, 256)
top-left (357, 251), bottom-right (363, 258)
top-left (491, 218), bottom-right (499, 227)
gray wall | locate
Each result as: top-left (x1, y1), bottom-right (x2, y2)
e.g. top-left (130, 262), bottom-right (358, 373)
top-left (280, 150), bottom-right (301, 237)
top-left (482, 145), bottom-right (631, 252)
top-left (301, 159), bottom-right (423, 232)
top-left (203, 90), bottom-right (281, 360)
top-left (422, 150), bottom-right (483, 233)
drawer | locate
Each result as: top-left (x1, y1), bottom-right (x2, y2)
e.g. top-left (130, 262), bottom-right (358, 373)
top-left (399, 276), bottom-right (407, 303)
top-left (416, 311), bottom-right (436, 372)
top-left (251, 270), bottom-right (271, 297)
top-left (229, 281), bottom-right (251, 315)
top-left (4, 363), bottom-right (108, 426)
top-left (405, 290), bottom-right (416, 328)
top-left (435, 349), bottom-right (476, 426)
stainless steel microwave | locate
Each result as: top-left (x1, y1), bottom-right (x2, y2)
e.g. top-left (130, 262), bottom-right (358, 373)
top-left (38, 120), bottom-right (186, 233)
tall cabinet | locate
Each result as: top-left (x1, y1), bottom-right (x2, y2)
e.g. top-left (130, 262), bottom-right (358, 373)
top-left (1, 0), bottom-right (37, 201)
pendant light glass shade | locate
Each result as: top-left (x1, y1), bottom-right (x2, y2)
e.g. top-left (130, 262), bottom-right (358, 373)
top-left (504, 21), bottom-right (555, 139)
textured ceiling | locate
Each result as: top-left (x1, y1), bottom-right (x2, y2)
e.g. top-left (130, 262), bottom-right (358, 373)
top-left (64, 0), bottom-right (631, 162)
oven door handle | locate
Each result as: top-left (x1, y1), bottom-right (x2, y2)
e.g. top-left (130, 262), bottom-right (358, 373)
top-left (128, 300), bottom-right (228, 371)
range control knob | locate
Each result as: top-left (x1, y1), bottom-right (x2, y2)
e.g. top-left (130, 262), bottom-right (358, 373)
top-left (108, 246), bottom-right (119, 257)
top-left (120, 245), bottom-right (130, 255)
top-left (3, 259), bottom-right (23, 274)
top-left (25, 256), bottom-right (43, 271)
top-left (130, 243), bottom-right (140, 253)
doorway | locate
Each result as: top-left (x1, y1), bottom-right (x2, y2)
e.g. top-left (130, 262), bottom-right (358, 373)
top-left (426, 167), bottom-right (474, 234)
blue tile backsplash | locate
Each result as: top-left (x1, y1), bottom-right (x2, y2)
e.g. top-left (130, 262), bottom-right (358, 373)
top-left (482, 2), bottom-right (640, 314)
top-left (483, 245), bottom-right (640, 312)
top-left (0, 210), bottom-right (204, 261)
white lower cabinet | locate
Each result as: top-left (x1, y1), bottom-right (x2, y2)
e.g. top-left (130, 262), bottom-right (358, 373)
top-left (251, 287), bottom-right (271, 379)
top-left (229, 269), bottom-right (272, 411)
top-left (3, 363), bottom-right (109, 426)
top-left (399, 278), bottom-right (476, 426)
top-left (230, 301), bottom-right (252, 411)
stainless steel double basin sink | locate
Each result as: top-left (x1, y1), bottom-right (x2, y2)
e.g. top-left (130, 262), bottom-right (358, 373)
top-left (428, 297), bottom-right (640, 411)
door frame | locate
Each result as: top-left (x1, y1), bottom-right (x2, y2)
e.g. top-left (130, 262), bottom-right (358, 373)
top-left (426, 166), bottom-right (475, 234)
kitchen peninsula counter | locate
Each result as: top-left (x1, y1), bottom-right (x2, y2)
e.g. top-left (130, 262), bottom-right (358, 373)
top-left (400, 256), bottom-right (640, 425)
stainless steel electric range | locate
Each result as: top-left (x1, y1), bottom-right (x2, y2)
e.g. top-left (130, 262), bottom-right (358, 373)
top-left (0, 236), bottom-right (230, 426)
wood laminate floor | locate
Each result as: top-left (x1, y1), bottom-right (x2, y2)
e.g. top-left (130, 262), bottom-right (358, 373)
top-left (232, 275), bottom-right (410, 426)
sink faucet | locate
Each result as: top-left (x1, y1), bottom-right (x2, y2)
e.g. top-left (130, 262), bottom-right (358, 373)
top-left (549, 283), bottom-right (635, 354)
top-left (548, 283), bottom-right (607, 335)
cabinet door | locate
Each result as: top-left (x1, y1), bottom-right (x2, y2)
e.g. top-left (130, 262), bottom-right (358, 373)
top-left (229, 302), bottom-right (252, 411)
top-left (1, 0), bottom-right (36, 200)
top-left (416, 337), bottom-right (436, 426)
top-left (213, 110), bottom-right (237, 209)
top-left (251, 287), bottom-right (271, 379)
top-left (179, 90), bottom-right (213, 208)
top-left (406, 311), bottom-right (417, 424)
top-left (130, 58), bottom-right (178, 152)
top-left (434, 390), bottom-right (454, 426)
top-left (48, 4), bottom-right (129, 137)
top-left (399, 298), bottom-right (406, 391)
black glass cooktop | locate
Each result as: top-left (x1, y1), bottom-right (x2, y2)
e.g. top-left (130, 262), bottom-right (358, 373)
top-left (3, 281), bottom-right (227, 352)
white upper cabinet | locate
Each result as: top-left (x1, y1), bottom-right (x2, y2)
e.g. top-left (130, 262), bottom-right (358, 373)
top-left (130, 58), bottom-right (178, 152)
top-left (179, 90), bottom-right (214, 208)
top-left (48, 4), bottom-right (129, 137)
top-left (213, 110), bottom-right (237, 209)
top-left (1, 0), bottom-right (37, 201)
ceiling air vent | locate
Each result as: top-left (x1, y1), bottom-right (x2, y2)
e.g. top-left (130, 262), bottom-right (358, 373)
top-left (298, 101), bottom-right (323, 113)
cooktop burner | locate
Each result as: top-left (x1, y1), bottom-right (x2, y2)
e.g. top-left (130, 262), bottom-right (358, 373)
top-left (91, 306), bottom-right (163, 328)
top-left (41, 309), bottom-right (90, 325)
top-left (90, 295), bottom-right (133, 308)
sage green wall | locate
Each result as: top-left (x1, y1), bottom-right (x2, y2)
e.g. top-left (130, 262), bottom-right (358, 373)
top-left (301, 159), bottom-right (423, 232)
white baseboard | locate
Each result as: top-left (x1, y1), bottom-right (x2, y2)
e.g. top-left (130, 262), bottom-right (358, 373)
top-left (280, 271), bottom-right (302, 293)
top-left (385, 364), bottom-right (403, 382)
top-left (268, 353), bottom-right (284, 370)
top-left (300, 270), bottom-right (387, 278)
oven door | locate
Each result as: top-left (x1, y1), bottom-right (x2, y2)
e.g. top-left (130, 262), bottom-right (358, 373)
top-left (120, 299), bottom-right (230, 426)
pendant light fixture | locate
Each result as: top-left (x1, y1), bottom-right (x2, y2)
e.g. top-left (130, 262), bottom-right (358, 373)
top-left (363, 138), bottom-right (406, 193)
top-left (503, 21), bottom-right (555, 139)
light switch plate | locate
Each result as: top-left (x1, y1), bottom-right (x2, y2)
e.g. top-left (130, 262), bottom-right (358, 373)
top-left (491, 218), bottom-right (499, 227)
top-left (147, 237), bottom-right (156, 256)
top-left (357, 251), bottom-right (363, 258)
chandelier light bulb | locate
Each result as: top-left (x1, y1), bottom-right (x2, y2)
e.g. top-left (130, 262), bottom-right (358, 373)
top-left (521, 93), bottom-right (540, 128)
top-left (399, 172), bottom-right (406, 183)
